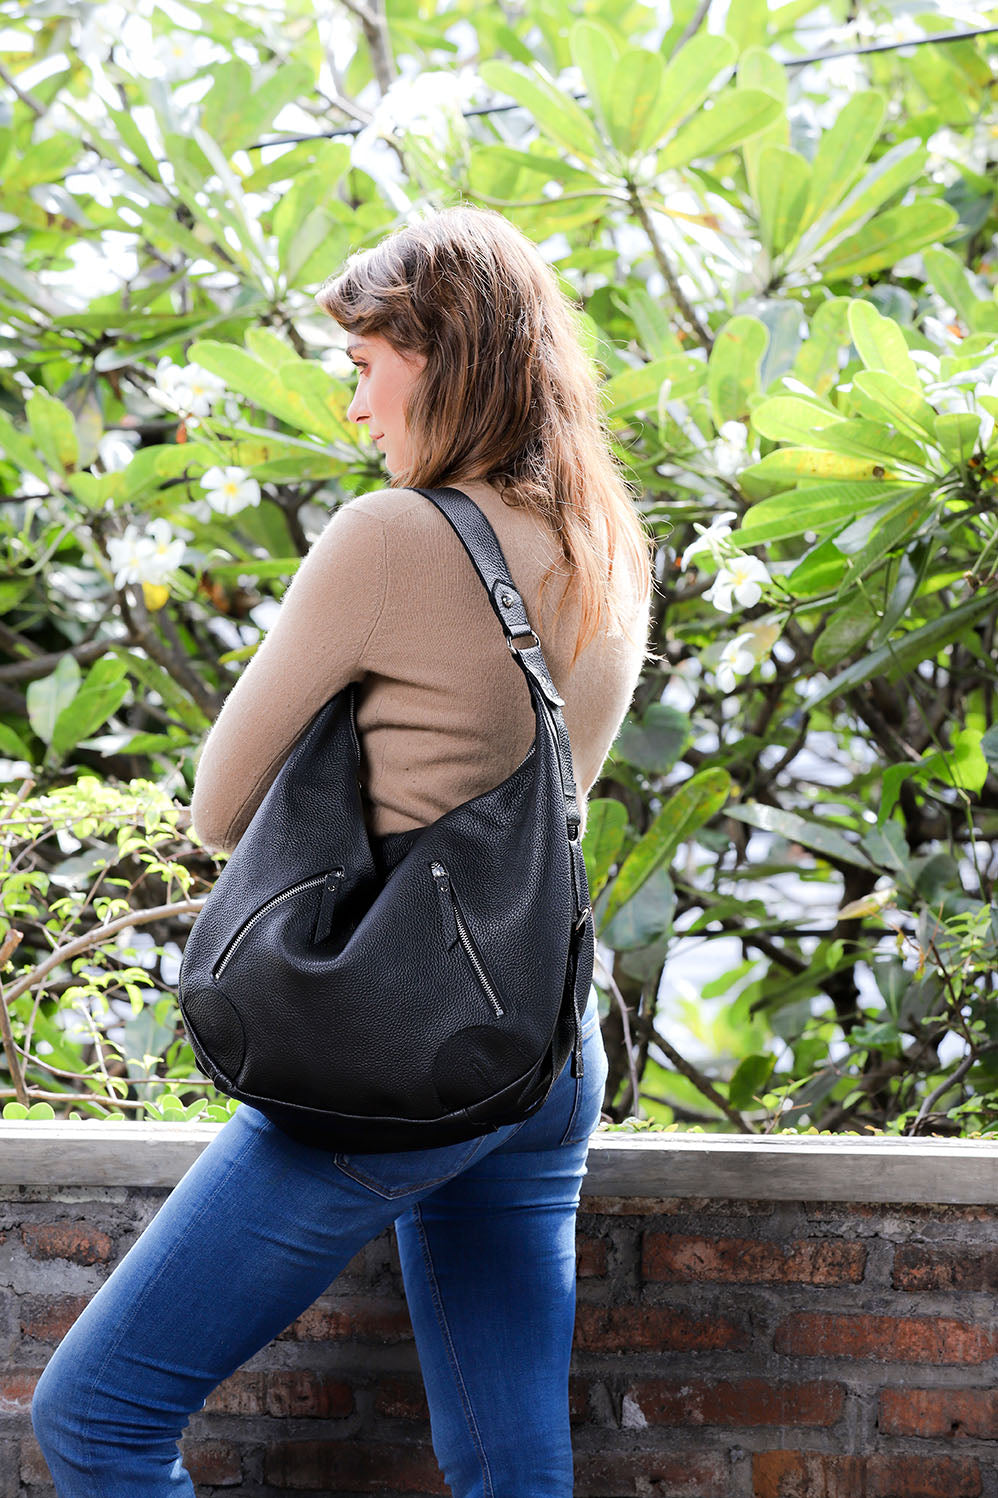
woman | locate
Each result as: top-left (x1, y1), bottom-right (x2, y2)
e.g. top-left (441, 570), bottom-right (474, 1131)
top-left (31, 202), bottom-right (656, 1497)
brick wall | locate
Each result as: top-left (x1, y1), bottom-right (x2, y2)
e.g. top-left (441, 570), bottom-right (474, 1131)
top-left (1, 1133), bottom-right (997, 1497)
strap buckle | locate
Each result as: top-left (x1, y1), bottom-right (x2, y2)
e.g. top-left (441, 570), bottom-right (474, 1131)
top-left (507, 631), bottom-right (540, 654)
top-left (575, 904), bottom-right (591, 932)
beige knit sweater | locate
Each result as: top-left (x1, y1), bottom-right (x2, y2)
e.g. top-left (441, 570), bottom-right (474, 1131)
top-left (190, 478), bottom-right (651, 855)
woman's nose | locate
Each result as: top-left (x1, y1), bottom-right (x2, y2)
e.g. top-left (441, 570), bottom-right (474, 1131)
top-left (346, 389), bottom-right (369, 425)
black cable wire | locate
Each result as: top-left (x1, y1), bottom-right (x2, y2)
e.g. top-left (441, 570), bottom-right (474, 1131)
top-left (246, 23), bottom-right (998, 151)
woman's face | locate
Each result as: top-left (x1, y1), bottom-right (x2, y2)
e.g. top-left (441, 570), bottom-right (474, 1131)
top-left (345, 332), bottom-right (427, 475)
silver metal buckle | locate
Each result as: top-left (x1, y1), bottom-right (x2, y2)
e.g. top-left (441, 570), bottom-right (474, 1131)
top-left (507, 631), bottom-right (540, 654)
top-left (574, 904), bottom-right (591, 932)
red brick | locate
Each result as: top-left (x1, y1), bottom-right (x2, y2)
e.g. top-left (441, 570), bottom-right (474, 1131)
top-left (880, 1387), bottom-right (998, 1439)
top-left (280, 1297), bottom-right (413, 1343)
top-left (204, 1370), bottom-right (267, 1415)
top-left (265, 1371), bottom-right (353, 1418)
top-left (20, 1295), bottom-right (90, 1342)
top-left (625, 1376), bottom-right (845, 1428)
top-left (643, 1232), bottom-right (865, 1284)
top-left (893, 1245), bottom-right (998, 1292)
top-left (575, 1448), bottom-right (731, 1496)
top-left (574, 1304), bottom-right (746, 1353)
top-left (18, 1435), bottom-right (51, 1488)
top-left (568, 1375), bottom-right (588, 1423)
top-left (0, 1373), bottom-right (39, 1412)
top-left (374, 1375), bottom-right (429, 1421)
top-left (773, 1312), bottom-right (998, 1364)
top-left (263, 1439), bottom-right (447, 1492)
top-left (21, 1222), bottom-right (112, 1265)
top-left (752, 1449), bottom-right (981, 1497)
top-left (180, 1439), bottom-right (241, 1486)
top-left (576, 1234), bottom-right (607, 1276)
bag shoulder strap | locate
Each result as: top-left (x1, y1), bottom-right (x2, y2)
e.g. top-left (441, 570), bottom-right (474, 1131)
top-left (411, 485), bottom-right (583, 842)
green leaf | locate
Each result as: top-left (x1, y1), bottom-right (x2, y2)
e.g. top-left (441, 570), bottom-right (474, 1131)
top-left (188, 339), bottom-right (349, 443)
top-left (2, 1103), bottom-right (29, 1119)
top-left (51, 656), bottom-right (129, 760)
top-left (799, 92), bottom-right (885, 235)
top-left (922, 245), bottom-right (982, 328)
top-left (727, 1052), bottom-right (776, 1109)
top-left (851, 370), bottom-right (938, 444)
top-left (750, 394), bottom-right (843, 445)
top-left (707, 315), bottom-right (768, 426)
top-left (26, 655), bottom-right (82, 747)
top-left (657, 90), bottom-right (782, 170)
top-left (607, 49), bottom-right (665, 156)
top-left (821, 201), bottom-right (959, 279)
top-left (812, 597), bottom-right (879, 667)
top-left (479, 60), bottom-right (606, 165)
top-left (582, 797), bottom-right (629, 901)
top-left (27, 387), bottom-right (78, 473)
top-left (602, 865), bottom-right (675, 950)
top-left (833, 488), bottom-right (935, 591)
top-left (601, 769), bottom-right (731, 929)
top-left (806, 588), bottom-right (997, 710)
top-left (757, 146), bottom-right (810, 258)
top-left (981, 724), bottom-right (998, 769)
top-left (917, 727), bottom-right (989, 794)
top-left (808, 137), bottom-right (926, 251)
top-left (725, 802), bottom-right (875, 869)
top-left (614, 703), bottom-right (690, 774)
top-left (933, 411), bottom-right (982, 465)
top-left (603, 354), bottom-right (701, 415)
top-left (847, 300), bottom-right (922, 391)
top-left (739, 482), bottom-right (907, 544)
top-left (647, 32), bottom-right (737, 146)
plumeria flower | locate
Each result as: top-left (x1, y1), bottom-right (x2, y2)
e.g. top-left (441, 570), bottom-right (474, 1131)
top-left (200, 466), bottom-right (261, 516)
top-left (94, 430), bottom-right (139, 473)
top-left (149, 31), bottom-right (203, 82)
top-left (716, 633), bottom-right (757, 693)
top-left (713, 420), bottom-right (750, 478)
top-left (704, 555), bottom-right (771, 613)
top-left (107, 519), bottom-right (185, 609)
top-left (148, 358), bottom-right (227, 419)
top-left (680, 511), bottom-right (738, 570)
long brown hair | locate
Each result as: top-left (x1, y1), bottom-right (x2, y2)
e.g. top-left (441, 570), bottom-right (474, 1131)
top-left (315, 203), bottom-right (659, 671)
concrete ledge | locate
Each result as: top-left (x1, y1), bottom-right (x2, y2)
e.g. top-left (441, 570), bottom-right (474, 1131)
top-left (2, 1122), bottom-right (997, 1203)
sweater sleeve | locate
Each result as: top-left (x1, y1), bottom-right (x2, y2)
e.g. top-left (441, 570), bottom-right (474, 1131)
top-left (189, 501), bottom-right (387, 855)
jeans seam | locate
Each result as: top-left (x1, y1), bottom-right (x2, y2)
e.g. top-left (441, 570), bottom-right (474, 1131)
top-left (412, 1202), bottom-right (494, 1498)
top-left (78, 1115), bottom-right (261, 1498)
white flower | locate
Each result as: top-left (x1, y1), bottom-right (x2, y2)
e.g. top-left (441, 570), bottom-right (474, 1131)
top-left (148, 358), bottom-right (227, 419)
top-left (714, 420), bottom-right (750, 479)
top-left (149, 31), bottom-right (203, 81)
top-left (704, 555), bottom-right (771, 613)
top-left (107, 519), bottom-right (185, 589)
top-left (200, 465), bottom-right (261, 516)
top-left (715, 633), bottom-right (757, 693)
top-left (94, 430), bottom-right (139, 473)
top-left (680, 511), bottom-right (738, 570)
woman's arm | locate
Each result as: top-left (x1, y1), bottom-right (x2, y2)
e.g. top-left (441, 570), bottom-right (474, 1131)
top-left (190, 500), bottom-right (387, 855)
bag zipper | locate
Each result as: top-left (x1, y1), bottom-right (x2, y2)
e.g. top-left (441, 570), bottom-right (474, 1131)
top-left (429, 861), bottom-right (505, 1017)
top-left (213, 871), bottom-right (342, 981)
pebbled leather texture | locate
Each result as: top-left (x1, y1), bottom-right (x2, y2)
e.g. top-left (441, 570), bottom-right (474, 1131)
top-left (178, 486), bottom-right (595, 1154)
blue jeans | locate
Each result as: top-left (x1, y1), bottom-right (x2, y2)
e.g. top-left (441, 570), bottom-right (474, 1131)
top-left (31, 984), bottom-right (608, 1498)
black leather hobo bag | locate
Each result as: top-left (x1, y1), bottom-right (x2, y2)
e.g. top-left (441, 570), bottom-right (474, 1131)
top-left (177, 486), bottom-right (595, 1153)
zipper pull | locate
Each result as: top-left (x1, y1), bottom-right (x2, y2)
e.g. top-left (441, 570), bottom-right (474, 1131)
top-left (430, 862), bottom-right (459, 949)
top-left (313, 868), bottom-right (344, 945)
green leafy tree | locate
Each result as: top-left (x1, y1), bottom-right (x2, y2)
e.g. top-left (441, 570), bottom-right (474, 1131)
top-left (1, 0), bottom-right (997, 1135)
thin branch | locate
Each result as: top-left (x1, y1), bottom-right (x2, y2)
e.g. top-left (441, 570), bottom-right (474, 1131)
top-left (2, 899), bottom-right (207, 1007)
top-left (627, 187), bottom-right (714, 352)
top-left (0, 929), bottom-right (28, 1106)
